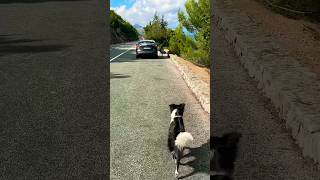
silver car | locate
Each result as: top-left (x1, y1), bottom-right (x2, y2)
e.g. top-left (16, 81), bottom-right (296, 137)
top-left (135, 40), bottom-right (158, 58)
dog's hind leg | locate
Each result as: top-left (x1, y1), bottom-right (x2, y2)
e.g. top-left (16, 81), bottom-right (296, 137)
top-left (174, 151), bottom-right (181, 178)
top-left (175, 159), bottom-right (180, 178)
top-left (171, 151), bottom-right (176, 160)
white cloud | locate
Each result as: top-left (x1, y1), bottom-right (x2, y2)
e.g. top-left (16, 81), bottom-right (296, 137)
top-left (111, 0), bottom-right (187, 28)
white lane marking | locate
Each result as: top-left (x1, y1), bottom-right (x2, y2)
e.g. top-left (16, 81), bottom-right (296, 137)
top-left (110, 49), bottom-right (132, 62)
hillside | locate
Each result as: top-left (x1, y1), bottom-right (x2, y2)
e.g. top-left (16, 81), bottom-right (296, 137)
top-left (110, 10), bottom-right (139, 44)
top-left (133, 24), bottom-right (144, 35)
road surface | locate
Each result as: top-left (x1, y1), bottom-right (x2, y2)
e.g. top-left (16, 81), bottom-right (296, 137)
top-left (110, 42), bottom-right (210, 179)
top-left (212, 20), bottom-right (320, 179)
top-left (0, 1), bottom-right (108, 179)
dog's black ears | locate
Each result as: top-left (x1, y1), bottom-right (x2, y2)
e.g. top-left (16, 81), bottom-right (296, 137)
top-left (179, 103), bottom-right (185, 112)
top-left (169, 103), bottom-right (185, 112)
top-left (169, 104), bottom-right (176, 112)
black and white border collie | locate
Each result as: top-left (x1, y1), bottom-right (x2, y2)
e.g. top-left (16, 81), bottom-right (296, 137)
top-left (210, 132), bottom-right (241, 180)
top-left (167, 103), bottom-right (194, 178)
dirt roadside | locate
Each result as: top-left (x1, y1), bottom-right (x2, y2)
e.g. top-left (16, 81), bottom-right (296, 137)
top-left (173, 56), bottom-right (210, 84)
top-left (169, 54), bottom-right (210, 114)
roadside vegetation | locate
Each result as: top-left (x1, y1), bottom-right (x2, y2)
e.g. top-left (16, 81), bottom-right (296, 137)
top-left (143, 0), bottom-right (210, 67)
top-left (110, 10), bottom-right (139, 43)
top-left (144, 14), bottom-right (171, 48)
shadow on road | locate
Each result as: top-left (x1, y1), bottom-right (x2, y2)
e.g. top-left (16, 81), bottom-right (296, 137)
top-left (156, 55), bottom-right (170, 59)
top-left (0, 0), bottom-right (87, 4)
top-left (110, 73), bottom-right (131, 79)
top-left (0, 34), bottom-right (69, 56)
top-left (178, 141), bottom-right (210, 179)
top-left (210, 132), bottom-right (242, 179)
top-left (138, 53), bottom-right (170, 60)
top-left (110, 51), bottom-right (169, 63)
top-left (137, 56), bottom-right (169, 60)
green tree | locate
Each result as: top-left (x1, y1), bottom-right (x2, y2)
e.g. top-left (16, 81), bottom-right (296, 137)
top-left (177, 0), bottom-right (210, 66)
top-left (168, 25), bottom-right (186, 55)
top-left (144, 13), bottom-right (170, 48)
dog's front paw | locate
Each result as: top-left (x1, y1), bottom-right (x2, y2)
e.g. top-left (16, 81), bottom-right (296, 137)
top-left (175, 170), bottom-right (179, 178)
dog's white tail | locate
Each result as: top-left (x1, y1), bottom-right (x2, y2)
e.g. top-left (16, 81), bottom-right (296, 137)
top-left (175, 132), bottom-right (193, 150)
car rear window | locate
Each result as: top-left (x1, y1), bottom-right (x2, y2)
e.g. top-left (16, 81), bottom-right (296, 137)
top-left (139, 41), bottom-right (155, 45)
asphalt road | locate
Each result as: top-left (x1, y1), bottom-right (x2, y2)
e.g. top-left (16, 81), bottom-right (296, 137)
top-left (110, 42), bottom-right (138, 60)
top-left (110, 43), bottom-right (210, 179)
top-left (211, 20), bottom-right (320, 179)
top-left (0, 1), bottom-right (108, 179)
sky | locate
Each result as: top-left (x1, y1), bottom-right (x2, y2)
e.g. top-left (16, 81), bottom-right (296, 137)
top-left (110, 0), bottom-right (187, 29)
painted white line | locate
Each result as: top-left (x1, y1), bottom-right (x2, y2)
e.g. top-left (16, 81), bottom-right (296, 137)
top-left (110, 49), bottom-right (132, 62)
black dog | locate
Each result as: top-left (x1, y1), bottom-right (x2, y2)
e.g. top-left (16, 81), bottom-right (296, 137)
top-left (168, 103), bottom-right (194, 178)
top-left (210, 132), bottom-right (241, 180)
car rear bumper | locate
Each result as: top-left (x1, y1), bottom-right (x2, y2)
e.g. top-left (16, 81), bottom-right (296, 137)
top-left (136, 49), bottom-right (158, 55)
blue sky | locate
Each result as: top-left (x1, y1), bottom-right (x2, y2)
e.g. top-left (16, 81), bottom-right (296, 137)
top-left (110, 0), bottom-right (134, 8)
top-left (110, 0), bottom-right (187, 29)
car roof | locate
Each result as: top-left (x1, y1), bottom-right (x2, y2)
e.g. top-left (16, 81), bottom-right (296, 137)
top-left (138, 40), bottom-right (155, 43)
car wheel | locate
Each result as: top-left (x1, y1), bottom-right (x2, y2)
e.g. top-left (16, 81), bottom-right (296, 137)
top-left (136, 54), bottom-right (139, 58)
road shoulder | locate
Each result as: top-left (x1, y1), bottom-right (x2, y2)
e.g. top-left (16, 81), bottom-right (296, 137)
top-left (169, 55), bottom-right (210, 114)
top-left (211, 15), bottom-right (320, 179)
top-left (213, 0), bottom-right (320, 165)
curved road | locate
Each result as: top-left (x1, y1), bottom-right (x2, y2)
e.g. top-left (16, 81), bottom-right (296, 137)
top-left (110, 43), bottom-right (210, 179)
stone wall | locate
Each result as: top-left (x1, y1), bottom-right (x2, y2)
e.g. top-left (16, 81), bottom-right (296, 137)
top-left (213, 0), bottom-right (320, 165)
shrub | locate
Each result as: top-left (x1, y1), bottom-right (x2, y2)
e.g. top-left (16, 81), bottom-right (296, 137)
top-left (168, 0), bottom-right (210, 67)
top-left (179, 0), bottom-right (210, 51)
top-left (168, 26), bottom-right (186, 55)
